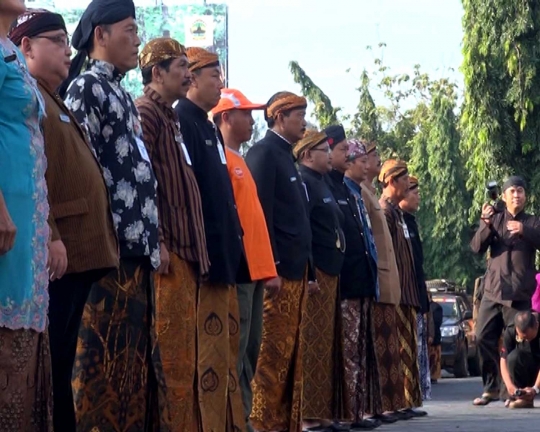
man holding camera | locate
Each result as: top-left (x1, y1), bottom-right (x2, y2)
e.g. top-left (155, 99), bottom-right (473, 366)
top-left (472, 176), bottom-right (540, 406)
top-left (500, 311), bottom-right (540, 408)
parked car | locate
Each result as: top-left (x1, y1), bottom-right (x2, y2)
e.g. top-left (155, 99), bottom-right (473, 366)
top-left (427, 279), bottom-right (480, 378)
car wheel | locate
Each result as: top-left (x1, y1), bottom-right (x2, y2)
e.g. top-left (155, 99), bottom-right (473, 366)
top-left (468, 350), bottom-right (481, 377)
top-left (453, 345), bottom-right (469, 378)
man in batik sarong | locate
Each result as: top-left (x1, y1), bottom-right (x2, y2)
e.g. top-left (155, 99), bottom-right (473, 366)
top-left (62, 0), bottom-right (171, 429)
top-left (400, 176), bottom-right (432, 401)
top-left (246, 92), bottom-right (314, 432)
top-left (360, 143), bottom-right (405, 423)
top-left (379, 160), bottom-right (427, 418)
top-left (135, 38), bottom-right (211, 430)
top-left (295, 130), bottom-right (346, 431)
top-left (174, 47), bottom-right (248, 431)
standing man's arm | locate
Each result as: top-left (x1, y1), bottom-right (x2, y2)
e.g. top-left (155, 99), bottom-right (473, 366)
top-left (137, 102), bottom-right (170, 275)
top-left (471, 204), bottom-right (498, 254)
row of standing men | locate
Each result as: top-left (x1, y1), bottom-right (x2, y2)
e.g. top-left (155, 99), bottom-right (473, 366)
top-left (0, 0), bottom-right (432, 430)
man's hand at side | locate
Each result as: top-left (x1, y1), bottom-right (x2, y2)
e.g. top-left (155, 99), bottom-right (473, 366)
top-left (49, 240), bottom-right (68, 281)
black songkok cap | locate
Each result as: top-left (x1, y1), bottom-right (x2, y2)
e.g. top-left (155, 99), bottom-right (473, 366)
top-left (324, 124), bottom-right (346, 149)
top-left (9, 9), bottom-right (67, 47)
top-left (502, 175), bottom-right (527, 192)
top-left (58, 0), bottom-right (136, 97)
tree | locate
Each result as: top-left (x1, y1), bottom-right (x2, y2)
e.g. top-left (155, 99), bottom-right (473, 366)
top-left (289, 61), bottom-right (340, 128)
top-left (461, 0), bottom-right (540, 213)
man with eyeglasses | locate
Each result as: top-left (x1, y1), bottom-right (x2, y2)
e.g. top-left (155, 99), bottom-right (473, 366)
top-left (500, 310), bottom-right (540, 409)
top-left (9, 9), bottom-right (119, 432)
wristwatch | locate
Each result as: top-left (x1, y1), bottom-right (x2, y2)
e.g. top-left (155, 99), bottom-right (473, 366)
top-left (533, 386), bottom-right (540, 396)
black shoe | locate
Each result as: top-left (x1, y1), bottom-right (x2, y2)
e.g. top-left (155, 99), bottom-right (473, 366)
top-left (392, 410), bottom-right (413, 420)
top-left (371, 413), bottom-right (398, 424)
top-left (326, 423), bottom-right (350, 431)
top-left (351, 419), bottom-right (376, 430)
top-left (403, 408), bottom-right (428, 418)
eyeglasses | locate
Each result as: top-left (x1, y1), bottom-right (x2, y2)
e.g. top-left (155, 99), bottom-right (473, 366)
top-left (32, 34), bottom-right (70, 47)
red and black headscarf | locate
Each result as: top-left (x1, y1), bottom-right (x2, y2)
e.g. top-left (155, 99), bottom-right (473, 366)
top-left (9, 9), bottom-right (67, 47)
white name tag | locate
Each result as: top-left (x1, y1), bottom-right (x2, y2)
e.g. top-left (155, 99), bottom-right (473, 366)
top-left (338, 199), bottom-right (348, 205)
top-left (290, 176), bottom-right (297, 182)
top-left (135, 137), bottom-right (150, 163)
top-left (323, 197), bottom-right (332, 204)
top-left (181, 142), bottom-right (192, 166)
top-left (217, 143), bottom-right (227, 164)
top-left (402, 221), bottom-right (410, 239)
top-left (59, 114), bottom-right (70, 123)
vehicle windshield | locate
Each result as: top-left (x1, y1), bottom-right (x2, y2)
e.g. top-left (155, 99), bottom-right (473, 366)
top-left (435, 299), bottom-right (459, 319)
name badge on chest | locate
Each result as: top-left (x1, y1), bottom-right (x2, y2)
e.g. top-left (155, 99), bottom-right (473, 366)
top-left (59, 113), bottom-right (70, 123)
top-left (402, 221), bottom-right (410, 239)
top-left (135, 137), bottom-right (151, 163)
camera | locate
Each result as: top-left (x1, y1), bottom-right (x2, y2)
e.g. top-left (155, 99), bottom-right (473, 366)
top-left (486, 181), bottom-right (506, 214)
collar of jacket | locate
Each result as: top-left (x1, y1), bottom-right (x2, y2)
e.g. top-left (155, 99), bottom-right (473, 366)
top-left (265, 129), bottom-right (294, 153)
top-left (299, 164), bottom-right (323, 180)
top-left (176, 97), bottom-right (210, 121)
top-left (88, 59), bottom-right (124, 83)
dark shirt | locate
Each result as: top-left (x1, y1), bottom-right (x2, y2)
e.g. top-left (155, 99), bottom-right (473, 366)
top-left (471, 210), bottom-right (540, 306)
top-left (380, 196), bottom-right (421, 309)
top-left (431, 301), bottom-right (443, 346)
top-left (174, 98), bottom-right (246, 284)
top-left (136, 89), bottom-right (210, 276)
top-left (299, 165), bottom-right (345, 277)
top-left (326, 170), bottom-right (378, 299)
top-left (245, 130), bottom-right (312, 281)
top-left (403, 211), bottom-right (430, 314)
top-left (501, 322), bottom-right (540, 362)
top-left (64, 59), bottom-right (160, 268)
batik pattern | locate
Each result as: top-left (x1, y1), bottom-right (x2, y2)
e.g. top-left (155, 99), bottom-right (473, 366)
top-left (251, 276), bottom-right (308, 432)
top-left (417, 313), bottom-right (432, 400)
top-left (396, 305), bottom-right (422, 408)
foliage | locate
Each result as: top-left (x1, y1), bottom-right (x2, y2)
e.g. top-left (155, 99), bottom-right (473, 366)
top-left (289, 61), bottom-right (340, 129)
top-left (461, 0), bottom-right (540, 214)
top-left (289, 45), bottom-right (478, 286)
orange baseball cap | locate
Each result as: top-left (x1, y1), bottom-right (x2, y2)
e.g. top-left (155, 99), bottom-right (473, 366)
top-left (211, 88), bottom-right (266, 116)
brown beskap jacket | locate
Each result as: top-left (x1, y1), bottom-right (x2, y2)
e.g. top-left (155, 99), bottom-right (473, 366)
top-left (39, 82), bottom-right (118, 275)
top-left (361, 182), bottom-right (401, 305)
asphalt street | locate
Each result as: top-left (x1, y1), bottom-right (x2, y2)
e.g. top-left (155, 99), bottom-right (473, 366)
top-left (379, 376), bottom-right (537, 432)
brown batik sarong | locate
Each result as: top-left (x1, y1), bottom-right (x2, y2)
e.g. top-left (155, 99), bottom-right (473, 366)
top-left (155, 253), bottom-right (198, 431)
top-left (396, 305), bottom-right (422, 409)
top-left (301, 269), bottom-right (338, 420)
top-left (341, 298), bottom-right (382, 422)
top-left (372, 303), bottom-right (403, 412)
top-left (250, 274), bottom-right (308, 432)
top-left (197, 281), bottom-right (244, 432)
top-left (72, 257), bottom-right (171, 432)
top-left (0, 328), bottom-right (53, 432)
top-left (429, 344), bottom-right (441, 381)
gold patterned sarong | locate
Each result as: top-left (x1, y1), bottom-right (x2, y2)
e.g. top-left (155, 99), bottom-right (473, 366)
top-left (429, 344), bottom-right (441, 381)
top-left (250, 274), bottom-right (308, 432)
top-left (396, 305), bottom-right (422, 408)
top-left (155, 253), bottom-right (198, 431)
top-left (301, 269), bottom-right (338, 420)
top-left (72, 257), bottom-right (171, 432)
top-left (197, 281), bottom-right (244, 432)
top-left (372, 303), bottom-right (403, 412)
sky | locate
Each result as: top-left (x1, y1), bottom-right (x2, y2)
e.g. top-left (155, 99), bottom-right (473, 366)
top-left (222, 0), bottom-right (465, 124)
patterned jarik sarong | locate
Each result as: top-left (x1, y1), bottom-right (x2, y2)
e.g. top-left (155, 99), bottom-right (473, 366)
top-left (396, 305), bottom-right (422, 409)
top-left (429, 344), bottom-right (441, 381)
top-left (72, 257), bottom-right (171, 432)
top-left (372, 303), bottom-right (403, 412)
top-left (197, 281), bottom-right (244, 432)
top-left (341, 298), bottom-right (382, 422)
top-left (0, 328), bottom-right (53, 432)
top-left (154, 253), bottom-right (198, 430)
top-left (301, 269), bottom-right (339, 420)
top-left (250, 274), bottom-right (308, 432)
top-left (416, 313), bottom-right (431, 400)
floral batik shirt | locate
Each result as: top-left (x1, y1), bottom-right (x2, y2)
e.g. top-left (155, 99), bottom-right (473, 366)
top-left (64, 59), bottom-right (160, 268)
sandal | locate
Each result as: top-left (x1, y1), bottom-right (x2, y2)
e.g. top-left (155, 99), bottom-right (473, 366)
top-left (473, 393), bottom-right (499, 406)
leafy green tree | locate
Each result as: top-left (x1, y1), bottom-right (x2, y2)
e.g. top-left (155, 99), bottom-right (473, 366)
top-left (289, 61), bottom-right (340, 128)
top-left (461, 0), bottom-right (540, 212)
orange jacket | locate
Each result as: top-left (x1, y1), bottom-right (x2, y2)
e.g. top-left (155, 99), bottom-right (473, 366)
top-left (226, 147), bottom-right (277, 281)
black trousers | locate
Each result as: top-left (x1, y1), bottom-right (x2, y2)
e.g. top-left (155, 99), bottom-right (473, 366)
top-left (475, 297), bottom-right (530, 393)
top-left (507, 349), bottom-right (540, 389)
top-left (48, 269), bottom-right (108, 432)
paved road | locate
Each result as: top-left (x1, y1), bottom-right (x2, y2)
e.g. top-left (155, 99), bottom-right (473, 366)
top-left (380, 377), bottom-right (537, 432)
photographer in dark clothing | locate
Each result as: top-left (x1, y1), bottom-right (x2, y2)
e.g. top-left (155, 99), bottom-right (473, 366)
top-left (471, 176), bottom-right (540, 406)
top-left (500, 311), bottom-right (540, 409)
